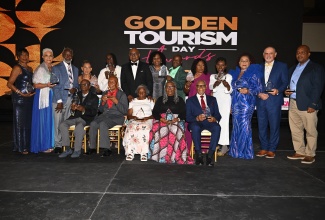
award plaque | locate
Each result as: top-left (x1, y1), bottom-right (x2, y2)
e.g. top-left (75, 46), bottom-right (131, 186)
top-left (186, 71), bottom-right (194, 82)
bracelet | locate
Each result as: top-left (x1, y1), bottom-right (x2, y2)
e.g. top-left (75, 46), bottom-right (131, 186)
top-left (15, 89), bottom-right (20, 94)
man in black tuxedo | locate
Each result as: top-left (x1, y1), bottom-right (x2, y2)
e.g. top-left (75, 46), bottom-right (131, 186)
top-left (58, 79), bottom-right (99, 158)
top-left (285, 45), bottom-right (325, 164)
top-left (121, 48), bottom-right (153, 102)
top-left (186, 80), bottom-right (222, 166)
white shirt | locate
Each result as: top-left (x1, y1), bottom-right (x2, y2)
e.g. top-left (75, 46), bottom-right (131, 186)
top-left (131, 61), bottom-right (138, 79)
top-left (196, 93), bottom-right (207, 109)
top-left (264, 61), bottom-right (274, 84)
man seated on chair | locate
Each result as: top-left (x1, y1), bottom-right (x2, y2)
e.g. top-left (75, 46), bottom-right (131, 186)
top-left (186, 80), bottom-right (222, 166)
top-left (58, 79), bottom-right (99, 158)
top-left (89, 75), bottom-right (128, 157)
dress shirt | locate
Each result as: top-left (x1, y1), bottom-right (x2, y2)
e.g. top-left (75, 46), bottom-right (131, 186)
top-left (290, 59), bottom-right (310, 99)
top-left (264, 61), bottom-right (274, 84)
top-left (131, 61), bottom-right (138, 79)
top-left (196, 93), bottom-right (207, 110)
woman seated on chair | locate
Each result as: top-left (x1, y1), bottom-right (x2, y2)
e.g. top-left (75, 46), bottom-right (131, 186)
top-left (149, 81), bottom-right (193, 164)
top-left (123, 85), bottom-right (154, 161)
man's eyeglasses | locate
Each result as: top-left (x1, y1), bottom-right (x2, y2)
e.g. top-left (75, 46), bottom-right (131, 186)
top-left (80, 83), bottom-right (89, 86)
top-left (166, 86), bottom-right (175, 89)
top-left (196, 85), bottom-right (206, 88)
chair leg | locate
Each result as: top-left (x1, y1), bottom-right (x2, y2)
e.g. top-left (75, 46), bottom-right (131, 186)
top-left (83, 133), bottom-right (87, 153)
top-left (97, 129), bottom-right (100, 154)
top-left (191, 141), bottom-right (194, 159)
top-left (117, 128), bottom-right (121, 155)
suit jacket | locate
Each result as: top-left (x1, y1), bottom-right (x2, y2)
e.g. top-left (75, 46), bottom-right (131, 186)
top-left (68, 91), bottom-right (99, 125)
top-left (120, 61), bottom-right (153, 98)
top-left (288, 60), bottom-right (325, 111)
top-left (52, 62), bottom-right (79, 104)
top-left (186, 94), bottom-right (222, 123)
top-left (256, 60), bottom-right (288, 107)
top-left (170, 66), bottom-right (187, 100)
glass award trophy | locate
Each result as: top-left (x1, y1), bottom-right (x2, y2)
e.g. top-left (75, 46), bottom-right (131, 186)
top-left (235, 78), bottom-right (248, 91)
top-left (265, 81), bottom-right (274, 92)
top-left (186, 71), bottom-right (194, 82)
top-left (21, 82), bottom-right (35, 94)
top-left (158, 65), bottom-right (168, 78)
top-left (165, 108), bottom-right (174, 121)
top-left (50, 72), bottom-right (59, 85)
top-left (135, 107), bottom-right (145, 119)
top-left (70, 93), bottom-right (80, 116)
top-left (90, 75), bottom-right (98, 86)
top-left (203, 106), bottom-right (211, 118)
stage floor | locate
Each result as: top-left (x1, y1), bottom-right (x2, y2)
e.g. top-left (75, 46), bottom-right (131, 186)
top-left (0, 122), bottom-right (324, 219)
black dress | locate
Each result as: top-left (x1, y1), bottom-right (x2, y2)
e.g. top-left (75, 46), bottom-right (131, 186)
top-left (12, 64), bottom-right (34, 153)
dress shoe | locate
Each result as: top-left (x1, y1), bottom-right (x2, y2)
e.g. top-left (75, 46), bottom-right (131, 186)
top-left (265, 151), bottom-right (275, 159)
top-left (301, 156), bottom-right (315, 164)
top-left (84, 149), bottom-right (96, 155)
top-left (256, 150), bottom-right (268, 157)
top-left (217, 145), bottom-right (229, 156)
top-left (195, 153), bottom-right (204, 165)
top-left (54, 147), bottom-right (62, 154)
top-left (101, 149), bottom-right (112, 157)
top-left (287, 153), bottom-right (305, 160)
top-left (59, 149), bottom-right (73, 158)
top-left (206, 154), bottom-right (214, 167)
top-left (71, 150), bottom-right (81, 158)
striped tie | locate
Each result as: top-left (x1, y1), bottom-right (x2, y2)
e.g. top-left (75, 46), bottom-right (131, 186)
top-left (67, 63), bottom-right (73, 88)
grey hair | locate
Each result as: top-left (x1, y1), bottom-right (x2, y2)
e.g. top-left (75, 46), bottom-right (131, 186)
top-left (42, 48), bottom-right (53, 55)
top-left (163, 81), bottom-right (179, 104)
top-left (135, 84), bottom-right (149, 96)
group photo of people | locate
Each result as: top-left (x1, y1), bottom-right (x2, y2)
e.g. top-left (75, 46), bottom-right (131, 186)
top-left (7, 45), bottom-right (325, 166)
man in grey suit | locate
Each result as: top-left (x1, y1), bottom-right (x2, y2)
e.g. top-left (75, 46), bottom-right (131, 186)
top-left (58, 79), bottom-right (99, 158)
top-left (286, 45), bottom-right (325, 164)
top-left (52, 47), bottom-right (79, 153)
top-left (89, 75), bottom-right (128, 157)
top-left (121, 48), bottom-right (153, 102)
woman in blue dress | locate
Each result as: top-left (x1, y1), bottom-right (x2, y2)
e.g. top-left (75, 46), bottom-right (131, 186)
top-left (7, 48), bottom-right (35, 154)
top-left (228, 53), bottom-right (262, 159)
top-left (30, 48), bottom-right (56, 153)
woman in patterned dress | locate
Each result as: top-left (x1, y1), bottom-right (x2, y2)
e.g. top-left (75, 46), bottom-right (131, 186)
top-left (123, 85), bottom-right (154, 161)
top-left (149, 81), bottom-right (193, 164)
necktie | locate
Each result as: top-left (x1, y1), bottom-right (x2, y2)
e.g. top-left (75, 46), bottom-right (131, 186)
top-left (131, 62), bottom-right (137, 66)
top-left (264, 63), bottom-right (272, 84)
top-left (67, 63), bottom-right (73, 87)
top-left (200, 95), bottom-right (206, 110)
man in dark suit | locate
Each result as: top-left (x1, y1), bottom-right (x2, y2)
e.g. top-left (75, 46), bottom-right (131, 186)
top-left (121, 48), bottom-right (153, 102)
top-left (58, 79), bottom-right (99, 158)
top-left (285, 45), bottom-right (325, 164)
top-left (52, 47), bottom-right (79, 153)
top-left (186, 80), bottom-right (222, 166)
top-left (256, 47), bottom-right (288, 159)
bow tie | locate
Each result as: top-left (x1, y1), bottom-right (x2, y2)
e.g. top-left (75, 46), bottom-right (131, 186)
top-left (131, 62), bottom-right (137, 66)
top-left (265, 63), bottom-right (273, 67)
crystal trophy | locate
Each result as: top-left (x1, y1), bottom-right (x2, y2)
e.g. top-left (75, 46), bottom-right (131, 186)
top-left (50, 72), bottom-right (60, 85)
top-left (165, 108), bottom-right (174, 121)
top-left (235, 78), bottom-right (248, 91)
top-left (186, 71), bottom-right (194, 82)
top-left (158, 65), bottom-right (168, 78)
top-left (135, 107), bottom-right (145, 119)
top-left (265, 81), bottom-right (274, 92)
top-left (203, 106), bottom-right (211, 118)
top-left (90, 75), bottom-right (98, 86)
top-left (21, 82), bottom-right (35, 94)
top-left (70, 93), bottom-right (80, 116)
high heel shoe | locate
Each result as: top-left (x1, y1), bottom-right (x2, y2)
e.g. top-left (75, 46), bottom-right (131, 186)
top-left (217, 145), bottom-right (229, 156)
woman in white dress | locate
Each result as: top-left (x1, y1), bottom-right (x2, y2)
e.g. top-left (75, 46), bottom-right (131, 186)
top-left (98, 53), bottom-right (122, 91)
top-left (209, 57), bottom-right (233, 156)
top-left (123, 85), bottom-right (154, 161)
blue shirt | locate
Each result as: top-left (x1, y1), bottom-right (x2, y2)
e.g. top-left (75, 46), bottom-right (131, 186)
top-left (290, 59), bottom-right (310, 99)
